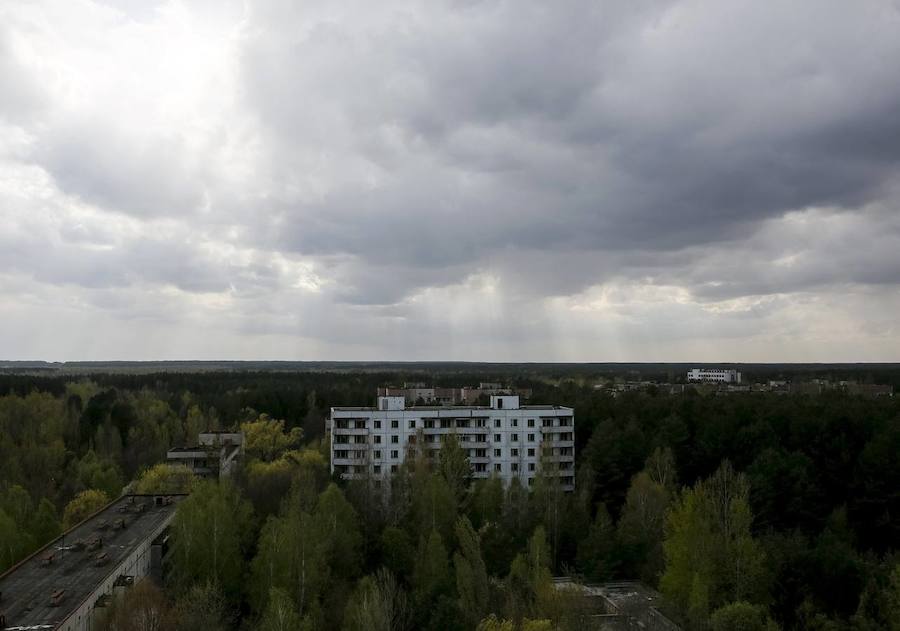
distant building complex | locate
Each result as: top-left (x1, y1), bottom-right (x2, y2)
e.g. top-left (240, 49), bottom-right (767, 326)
top-left (687, 368), bottom-right (742, 383)
top-left (0, 494), bottom-right (183, 631)
top-left (328, 394), bottom-right (575, 490)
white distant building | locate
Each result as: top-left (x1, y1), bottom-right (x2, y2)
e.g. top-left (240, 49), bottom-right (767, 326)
top-left (687, 368), bottom-right (742, 384)
top-left (328, 395), bottom-right (575, 490)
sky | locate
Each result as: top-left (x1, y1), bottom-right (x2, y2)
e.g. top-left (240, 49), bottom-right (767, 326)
top-left (2, 0), bottom-right (900, 362)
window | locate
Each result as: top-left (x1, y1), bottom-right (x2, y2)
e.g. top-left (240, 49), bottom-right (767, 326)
top-left (528, 463), bottom-right (535, 471)
top-left (527, 434), bottom-right (534, 442)
top-left (424, 420), bottom-right (435, 429)
top-left (494, 463), bottom-right (502, 472)
top-left (441, 419), bottom-right (452, 429)
top-left (374, 450), bottom-right (382, 459)
top-left (391, 420), bottom-right (399, 429)
top-left (511, 419), bottom-right (518, 427)
top-left (374, 465), bottom-right (381, 474)
top-left (528, 448), bottom-right (535, 457)
top-left (391, 465), bottom-right (398, 473)
top-left (391, 435), bottom-right (399, 443)
top-left (528, 419), bottom-right (535, 427)
top-left (477, 419), bottom-right (486, 427)
top-left (408, 420), bottom-right (415, 429)
top-left (511, 433), bottom-right (519, 442)
top-left (511, 448), bottom-right (519, 457)
top-left (494, 419), bottom-right (502, 428)
top-left (511, 463), bottom-right (519, 472)
top-left (494, 434), bottom-right (502, 442)
top-left (391, 450), bottom-right (399, 459)
top-left (494, 448), bottom-right (501, 457)
top-left (374, 435), bottom-right (382, 444)
top-left (374, 420), bottom-right (381, 429)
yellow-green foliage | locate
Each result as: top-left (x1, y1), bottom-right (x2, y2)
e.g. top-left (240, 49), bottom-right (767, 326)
top-left (241, 415), bottom-right (303, 462)
top-left (135, 463), bottom-right (196, 495)
top-left (63, 489), bottom-right (110, 529)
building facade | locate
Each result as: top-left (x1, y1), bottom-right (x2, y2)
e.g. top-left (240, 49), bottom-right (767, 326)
top-left (687, 368), bottom-right (742, 383)
top-left (329, 395), bottom-right (574, 490)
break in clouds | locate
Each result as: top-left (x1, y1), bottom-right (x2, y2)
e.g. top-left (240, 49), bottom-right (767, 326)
top-left (2, 0), bottom-right (900, 361)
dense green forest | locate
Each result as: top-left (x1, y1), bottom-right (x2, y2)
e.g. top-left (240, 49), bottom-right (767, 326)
top-left (1, 369), bottom-right (899, 630)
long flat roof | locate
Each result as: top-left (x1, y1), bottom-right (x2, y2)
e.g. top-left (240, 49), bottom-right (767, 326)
top-left (0, 494), bottom-right (184, 630)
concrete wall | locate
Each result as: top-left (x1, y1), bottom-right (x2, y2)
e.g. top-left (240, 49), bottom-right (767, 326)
top-left (56, 516), bottom-right (174, 631)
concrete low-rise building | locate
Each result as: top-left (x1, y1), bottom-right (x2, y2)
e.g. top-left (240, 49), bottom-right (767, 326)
top-left (0, 494), bottom-right (184, 631)
top-left (166, 430), bottom-right (244, 479)
top-left (329, 394), bottom-right (575, 490)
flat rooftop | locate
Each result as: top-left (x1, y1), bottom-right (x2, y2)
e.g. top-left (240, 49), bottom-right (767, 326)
top-left (331, 404), bottom-right (572, 412)
top-left (0, 494), bottom-right (184, 630)
top-left (552, 579), bottom-right (681, 631)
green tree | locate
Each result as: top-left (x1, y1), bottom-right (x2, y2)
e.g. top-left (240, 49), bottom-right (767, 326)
top-left (476, 615), bottom-right (514, 631)
top-left (169, 480), bottom-right (252, 599)
top-left (382, 526), bottom-right (415, 581)
top-left (411, 474), bottom-right (458, 545)
top-left (259, 587), bottom-right (307, 631)
top-left (342, 569), bottom-right (410, 631)
top-left (0, 509), bottom-right (26, 571)
top-left (250, 504), bottom-right (325, 617)
top-left (454, 517), bottom-right (489, 628)
top-left (76, 450), bottom-right (125, 499)
top-left (438, 433), bottom-right (472, 504)
top-left (31, 498), bottom-right (60, 547)
top-left (576, 504), bottom-right (617, 581)
top-left (172, 582), bottom-right (232, 631)
top-left (660, 462), bottom-right (767, 626)
top-left (2, 484), bottom-right (32, 529)
top-left (63, 489), bottom-right (110, 529)
top-left (95, 579), bottom-right (174, 631)
top-left (250, 482), bottom-right (360, 625)
top-left (710, 601), bottom-right (780, 631)
top-left (413, 530), bottom-right (451, 606)
top-left (617, 471), bottom-right (670, 585)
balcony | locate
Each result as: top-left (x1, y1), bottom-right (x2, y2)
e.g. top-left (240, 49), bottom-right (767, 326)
top-left (332, 427), bottom-right (370, 436)
top-left (333, 456), bottom-right (368, 466)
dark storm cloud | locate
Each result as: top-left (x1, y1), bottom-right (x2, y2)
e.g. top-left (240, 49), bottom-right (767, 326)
top-left (236, 0), bottom-right (900, 304)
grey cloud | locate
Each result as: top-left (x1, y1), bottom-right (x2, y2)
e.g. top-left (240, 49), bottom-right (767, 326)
top-left (234, 0), bottom-right (900, 305)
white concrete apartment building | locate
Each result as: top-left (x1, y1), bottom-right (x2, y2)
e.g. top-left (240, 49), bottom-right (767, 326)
top-left (329, 395), bottom-right (575, 490)
top-left (687, 368), bottom-right (742, 383)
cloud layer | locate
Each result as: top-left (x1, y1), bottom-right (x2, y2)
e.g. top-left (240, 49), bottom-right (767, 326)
top-left (2, 0), bottom-right (900, 361)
